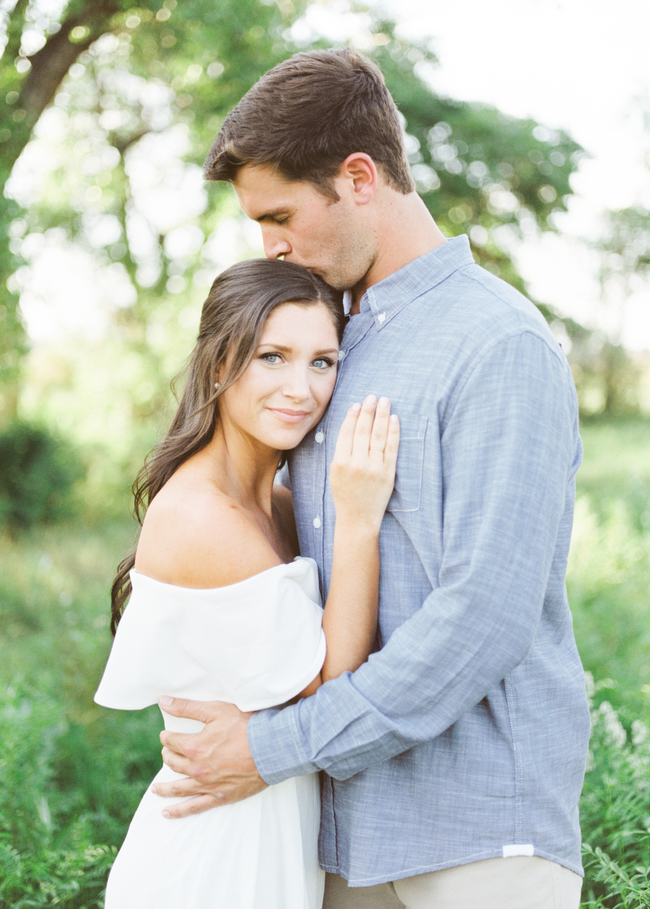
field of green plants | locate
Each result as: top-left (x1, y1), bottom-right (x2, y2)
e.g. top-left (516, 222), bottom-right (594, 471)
top-left (1, 418), bottom-right (649, 908)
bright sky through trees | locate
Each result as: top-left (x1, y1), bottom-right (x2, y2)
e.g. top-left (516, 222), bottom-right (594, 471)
top-left (9, 0), bottom-right (650, 350)
top-left (386, 0), bottom-right (650, 349)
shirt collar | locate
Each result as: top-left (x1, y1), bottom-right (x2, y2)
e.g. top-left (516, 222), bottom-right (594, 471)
top-left (344, 234), bottom-right (474, 330)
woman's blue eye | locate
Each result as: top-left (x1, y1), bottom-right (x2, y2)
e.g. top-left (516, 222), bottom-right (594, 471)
top-left (260, 353), bottom-right (334, 368)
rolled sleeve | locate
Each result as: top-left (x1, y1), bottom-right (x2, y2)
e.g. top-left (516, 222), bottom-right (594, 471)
top-left (248, 703), bottom-right (318, 783)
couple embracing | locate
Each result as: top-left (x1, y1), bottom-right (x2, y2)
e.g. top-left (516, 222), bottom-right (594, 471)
top-left (95, 48), bottom-right (590, 909)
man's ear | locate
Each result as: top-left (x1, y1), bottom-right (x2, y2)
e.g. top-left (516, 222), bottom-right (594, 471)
top-left (338, 153), bottom-right (378, 205)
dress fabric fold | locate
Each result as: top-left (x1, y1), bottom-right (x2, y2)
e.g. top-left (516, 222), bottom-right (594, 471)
top-left (95, 558), bottom-right (326, 909)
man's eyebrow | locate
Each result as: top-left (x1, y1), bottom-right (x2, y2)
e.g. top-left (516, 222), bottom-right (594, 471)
top-left (255, 208), bottom-right (290, 223)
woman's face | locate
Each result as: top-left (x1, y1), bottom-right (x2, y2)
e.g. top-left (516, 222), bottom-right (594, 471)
top-left (217, 301), bottom-right (340, 454)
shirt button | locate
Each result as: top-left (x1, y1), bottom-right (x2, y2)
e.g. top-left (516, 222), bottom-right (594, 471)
top-left (313, 517), bottom-right (321, 529)
top-left (338, 349), bottom-right (346, 361)
top-left (378, 312), bottom-right (386, 323)
top-left (315, 431), bottom-right (325, 444)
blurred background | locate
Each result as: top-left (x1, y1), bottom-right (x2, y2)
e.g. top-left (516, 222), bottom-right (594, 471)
top-left (0, 1), bottom-right (648, 905)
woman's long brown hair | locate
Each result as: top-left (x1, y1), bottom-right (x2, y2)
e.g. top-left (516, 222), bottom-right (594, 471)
top-left (110, 259), bottom-right (344, 634)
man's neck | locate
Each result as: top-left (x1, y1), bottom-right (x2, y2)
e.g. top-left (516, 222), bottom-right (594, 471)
top-left (349, 193), bottom-right (446, 314)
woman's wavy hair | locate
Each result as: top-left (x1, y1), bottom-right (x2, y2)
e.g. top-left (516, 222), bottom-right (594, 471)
top-left (110, 258), bottom-right (344, 634)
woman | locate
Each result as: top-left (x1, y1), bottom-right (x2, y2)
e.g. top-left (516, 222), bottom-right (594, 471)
top-left (94, 258), bottom-right (400, 909)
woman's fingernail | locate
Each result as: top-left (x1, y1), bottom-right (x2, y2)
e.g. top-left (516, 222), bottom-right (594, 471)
top-left (351, 402), bottom-right (361, 411)
top-left (378, 396), bottom-right (390, 409)
top-left (364, 394), bottom-right (377, 406)
top-left (160, 696), bottom-right (173, 707)
top-left (162, 810), bottom-right (171, 818)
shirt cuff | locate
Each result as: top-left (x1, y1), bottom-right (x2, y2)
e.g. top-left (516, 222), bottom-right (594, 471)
top-left (248, 701), bottom-right (319, 784)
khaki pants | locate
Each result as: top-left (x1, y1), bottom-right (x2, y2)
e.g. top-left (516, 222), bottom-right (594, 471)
top-left (322, 856), bottom-right (582, 909)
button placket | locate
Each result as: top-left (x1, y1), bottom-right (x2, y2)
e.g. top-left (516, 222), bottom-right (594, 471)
top-left (310, 421), bottom-right (328, 587)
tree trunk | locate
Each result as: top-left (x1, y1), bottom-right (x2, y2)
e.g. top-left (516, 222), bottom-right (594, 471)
top-left (0, 0), bottom-right (123, 425)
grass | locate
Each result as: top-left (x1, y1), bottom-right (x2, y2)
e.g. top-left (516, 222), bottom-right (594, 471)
top-left (569, 417), bottom-right (650, 723)
top-left (0, 417), bottom-right (648, 906)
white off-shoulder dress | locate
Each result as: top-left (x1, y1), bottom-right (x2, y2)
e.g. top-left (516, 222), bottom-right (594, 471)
top-left (94, 558), bottom-right (326, 909)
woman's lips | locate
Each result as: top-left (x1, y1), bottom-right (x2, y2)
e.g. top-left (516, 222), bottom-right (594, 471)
top-left (267, 408), bottom-right (312, 424)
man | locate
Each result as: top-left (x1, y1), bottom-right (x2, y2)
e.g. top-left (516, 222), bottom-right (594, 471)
top-left (153, 48), bottom-right (590, 908)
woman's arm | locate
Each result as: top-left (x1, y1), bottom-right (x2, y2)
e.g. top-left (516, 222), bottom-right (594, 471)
top-left (301, 395), bottom-right (400, 694)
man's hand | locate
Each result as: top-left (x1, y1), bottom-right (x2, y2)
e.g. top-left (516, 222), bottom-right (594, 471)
top-left (153, 697), bottom-right (268, 818)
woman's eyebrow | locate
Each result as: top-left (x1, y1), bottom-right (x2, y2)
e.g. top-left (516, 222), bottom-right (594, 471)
top-left (258, 343), bottom-right (339, 355)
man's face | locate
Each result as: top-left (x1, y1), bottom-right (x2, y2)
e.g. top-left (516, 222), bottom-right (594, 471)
top-left (233, 163), bottom-right (376, 293)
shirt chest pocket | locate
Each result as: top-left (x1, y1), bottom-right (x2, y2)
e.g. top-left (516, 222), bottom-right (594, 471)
top-left (388, 414), bottom-right (428, 513)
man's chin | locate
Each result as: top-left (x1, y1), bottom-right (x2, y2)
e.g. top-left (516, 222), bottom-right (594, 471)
top-left (316, 272), bottom-right (354, 293)
top-left (299, 263), bottom-right (355, 293)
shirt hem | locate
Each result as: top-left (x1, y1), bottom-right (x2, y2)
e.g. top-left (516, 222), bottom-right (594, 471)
top-left (320, 847), bottom-right (584, 887)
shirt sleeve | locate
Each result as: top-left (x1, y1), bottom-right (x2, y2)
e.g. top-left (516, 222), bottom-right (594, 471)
top-left (248, 330), bottom-right (582, 782)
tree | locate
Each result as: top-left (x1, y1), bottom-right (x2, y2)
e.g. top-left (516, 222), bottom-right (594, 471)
top-left (0, 0), bottom-right (308, 423)
top-left (598, 205), bottom-right (650, 329)
top-left (370, 23), bottom-right (582, 291)
top-left (1, 0), bottom-right (123, 421)
top-left (588, 205), bottom-right (650, 415)
top-left (1, 0), bottom-right (585, 427)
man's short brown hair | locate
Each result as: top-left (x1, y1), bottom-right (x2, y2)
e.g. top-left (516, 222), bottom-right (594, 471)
top-left (204, 48), bottom-right (415, 198)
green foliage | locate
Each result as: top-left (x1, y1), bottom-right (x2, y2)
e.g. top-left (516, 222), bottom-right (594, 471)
top-left (569, 419), bottom-right (650, 720)
top-left (0, 514), bottom-right (162, 903)
top-left (0, 0), bottom-right (310, 418)
top-left (373, 28), bottom-right (583, 238)
top-left (0, 517), bottom-right (131, 699)
top-left (0, 834), bottom-right (115, 908)
top-left (570, 336), bottom-right (647, 418)
top-left (20, 331), bottom-right (183, 522)
top-left (0, 0), bottom-right (589, 430)
top-left (598, 206), bottom-right (650, 279)
top-left (0, 686), bottom-right (64, 853)
top-left (0, 421), bottom-right (82, 533)
top-left (565, 203), bottom-right (650, 418)
top-left (580, 681), bottom-right (650, 908)
top-left (0, 682), bottom-right (161, 907)
top-left (0, 414), bottom-right (647, 903)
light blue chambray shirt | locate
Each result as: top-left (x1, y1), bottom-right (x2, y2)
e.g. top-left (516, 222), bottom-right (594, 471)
top-left (247, 235), bottom-right (590, 886)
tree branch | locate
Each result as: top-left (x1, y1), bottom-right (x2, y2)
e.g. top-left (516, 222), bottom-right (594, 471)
top-left (111, 128), bottom-right (151, 155)
top-left (18, 0), bottom-right (122, 128)
top-left (5, 0), bottom-right (31, 63)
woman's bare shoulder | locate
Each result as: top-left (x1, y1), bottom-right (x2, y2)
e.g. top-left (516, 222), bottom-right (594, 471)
top-left (135, 477), bottom-right (281, 589)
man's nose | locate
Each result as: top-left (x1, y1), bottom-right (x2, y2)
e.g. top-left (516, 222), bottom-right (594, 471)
top-left (262, 228), bottom-right (291, 260)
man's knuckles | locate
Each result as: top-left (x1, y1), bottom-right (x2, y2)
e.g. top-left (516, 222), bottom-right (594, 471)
top-left (192, 760), bottom-right (217, 783)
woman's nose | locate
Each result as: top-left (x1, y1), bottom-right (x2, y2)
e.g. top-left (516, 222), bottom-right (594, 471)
top-left (282, 367), bottom-right (311, 401)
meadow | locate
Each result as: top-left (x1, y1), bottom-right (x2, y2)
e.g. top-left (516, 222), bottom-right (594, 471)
top-left (0, 418), bottom-right (649, 907)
